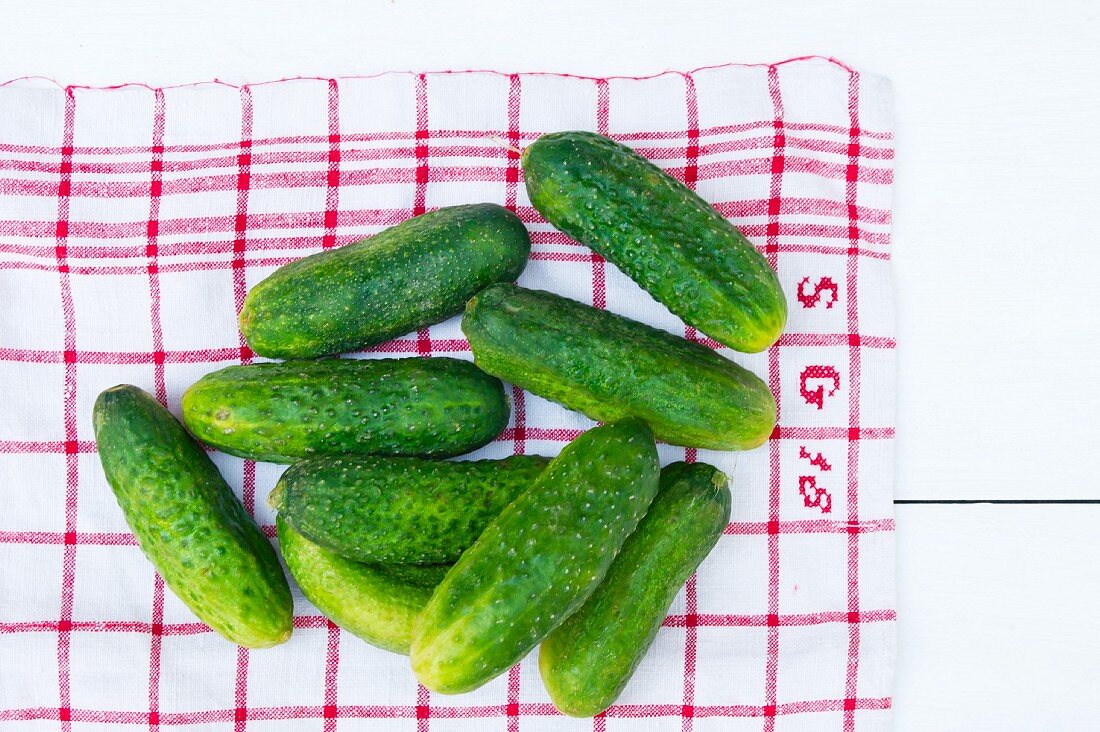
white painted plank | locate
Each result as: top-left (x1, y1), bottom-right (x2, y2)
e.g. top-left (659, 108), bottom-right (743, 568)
top-left (895, 504), bottom-right (1100, 729)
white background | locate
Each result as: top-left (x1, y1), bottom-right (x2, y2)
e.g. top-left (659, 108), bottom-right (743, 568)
top-left (2, 0), bottom-right (1099, 728)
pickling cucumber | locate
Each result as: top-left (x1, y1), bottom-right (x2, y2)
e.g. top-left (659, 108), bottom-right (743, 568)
top-left (410, 419), bottom-right (660, 694)
top-left (269, 454), bottom-right (550, 564)
top-left (462, 284), bottom-right (776, 450)
top-left (93, 385), bottom-right (292, 648)
top-left (181, 357), bottom-right (509, 463)
top-left (239, 203), bottom-right (531, 358)
top-left (522, 131), bottom-right (787, 353)
top-left (539, 461), bottom-right (731, 716)
top-left (276, 516), bottom-right (448, 654)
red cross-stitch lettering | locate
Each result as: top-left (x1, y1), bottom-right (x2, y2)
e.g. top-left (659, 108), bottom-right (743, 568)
top-left (798, 446), bottom-right (832, 471)
top-left (797, 276), bottom-right (839, 309)
top-left (798, 476), bottom-right (833, 513)
top-left (800, 365), bottom-right (841, 409)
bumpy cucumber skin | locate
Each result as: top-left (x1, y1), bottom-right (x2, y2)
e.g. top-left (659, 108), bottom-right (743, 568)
top-left (276, 516), bottom-right (448, 654)
top-left (539, 461), bottom-right (731, 716)
top-left (462, 284), bottom-right (776, 450)
top-left (522, 131), bottom-right (787, 353)
top-left (270, 454), bottom-right (550, 564)
top-left (239, 203), bottom-right (531, 359)
top-left (181, 357), bottom-right (509, 463)
top-left (93, 385), bottom-right (293, 648)
top-left (378, 562), bottom-right (452, 587)
top-left (410, 419), bottom-right (660, 694)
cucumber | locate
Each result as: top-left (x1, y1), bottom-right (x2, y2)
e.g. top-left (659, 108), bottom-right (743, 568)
top-left (539, 461), bottom-right (731, 716)
top-left (462, 284), bottom-right (776, 451)
top-left (181, 357), bottom-right (509, 463)
top-left (276, 516), bottom-right (448, 654)
top-left (377, 563), bottom-right (453, 587)
top-left (269, 454), bottom-right (550, 564)
top-left (240, 203), bottom-right (531, 358)
top-left (410, 419), bottom-right (660, 694)
top-left (522, 131), bottom-right (786, 353)
top-left (93, 385), bottom-right (292, 648)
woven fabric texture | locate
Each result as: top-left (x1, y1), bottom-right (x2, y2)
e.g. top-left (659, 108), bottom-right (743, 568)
top-left (0, 58), bottom-right (895, 731)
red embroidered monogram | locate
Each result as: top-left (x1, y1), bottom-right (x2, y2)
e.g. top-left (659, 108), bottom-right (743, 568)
top-left (800, 365), bottom-right (842, 409)
top-left (797, 276), bottom-right (840, 309)
top-left (799, 446), bottom-right (833, 472)
top-left (798, 476), bottom-right (833, 514)
top-left (798, 447), bottom-right (835, 514)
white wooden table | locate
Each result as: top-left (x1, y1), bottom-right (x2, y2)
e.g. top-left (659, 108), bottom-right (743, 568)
top-left (4, 1), bottom-right (1099, 728)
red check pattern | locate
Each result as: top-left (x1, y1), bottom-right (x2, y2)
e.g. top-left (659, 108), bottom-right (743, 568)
top-left (0, 58), bottom-right (896, 731)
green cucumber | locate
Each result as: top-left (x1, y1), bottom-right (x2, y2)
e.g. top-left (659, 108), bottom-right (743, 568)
top-left (276, 516), bottom-right (448, 654)
top-left (540, 461), bottom-right (731, 716)
top-left (410, 419), bottom-right (660, 694)
top-left (462, 284), bottom-right (776, 450)
top-left (181, 357), bottom-right (509, 463)
top-left (93, 385), bottom-right (292, 648)
top-left (270, 454), bottom-right (549, 564)
top-left (377, 563), bottom-right (453, 587)
top-left (240, 203), bottom-right (531, 359)
top-left (522, 131), bottom-right (786, 353)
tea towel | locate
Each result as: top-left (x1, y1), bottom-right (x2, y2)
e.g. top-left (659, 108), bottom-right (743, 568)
top-left (0, 57), bottom-right (895, 731)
